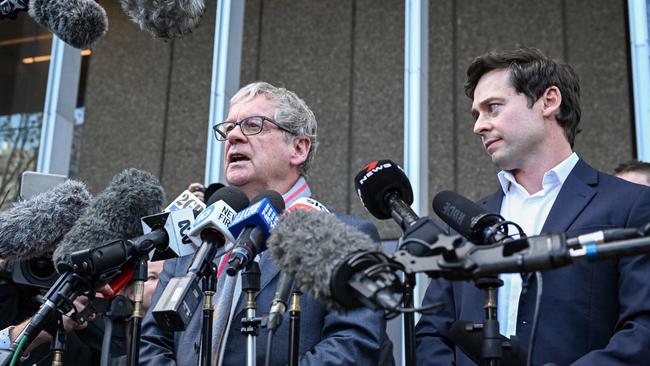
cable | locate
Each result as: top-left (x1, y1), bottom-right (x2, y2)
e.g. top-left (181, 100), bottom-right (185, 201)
top-left (264, 329), bottom-right (273, 366)
top-left (526, 271), bottom-right (543, 366)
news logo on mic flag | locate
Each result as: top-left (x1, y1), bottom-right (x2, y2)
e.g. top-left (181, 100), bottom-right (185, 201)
top-left (187, 200), bottom-right (237, 245)
top-left (228, 198), bottom-right (280, 239)
top-left (165, 190), bottom-right (205, 213)
top-left (354, 159), bottom-right (414, 220)
top-left (287, 196), bottom-right (330, 213)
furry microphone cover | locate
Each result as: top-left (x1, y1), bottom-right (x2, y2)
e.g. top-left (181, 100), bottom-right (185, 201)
top-left (120, 0), bottom-right (205, 40)
top-left (0, 180), bottom-right (92, 261)
top-left (28, 0), bottom-right (108, 49)
top-left (267, 209), bottom-right (380, 311)
top-left (53, 168), bottom-right (165, 270)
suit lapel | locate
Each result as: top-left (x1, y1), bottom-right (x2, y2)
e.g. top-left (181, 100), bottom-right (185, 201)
top-left (541, 159), bottom-right (598, 233)
top-left (480, 189), bottom-right (504, 214)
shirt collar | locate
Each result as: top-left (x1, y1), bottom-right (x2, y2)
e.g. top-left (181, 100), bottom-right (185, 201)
top-left (282, 176), bottom-right (311, 206)
top-left (497, 152), bottom-right (579, 194)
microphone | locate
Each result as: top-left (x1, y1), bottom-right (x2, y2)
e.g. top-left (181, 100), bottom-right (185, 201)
top-left (28, 0), bottom-right (108, 49)
top-left (152, 186), bottom-right (249, 331)
top-left (267, 209), bottom-right (403, 311)
top-left (203, 182), bottom-right (225, 204)
top-left (0, 180), bottom-right (92, 261)
top-left (14, 168), bottom-right (165, 349)
top-left (119, 0), bottom-right (206, 40)
top-left (432, 190), bottom-right (508, 244)
top-left (225, 190), bottom-right (285, 276)
top-left (266, 197), bottom-right (330, 332)
top-left (354, 159), bottom-right (444, 256)
top-left (140, 190), bottom-right (207, 261)
top-left (53, 168), bottom-right (165, 270)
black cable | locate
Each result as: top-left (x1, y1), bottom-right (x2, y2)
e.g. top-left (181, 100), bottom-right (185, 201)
top-left (264, 330), bottom-right (273, 366)
top-left (526, 271), bottom-right (543, 366)
top-left (394, 301), bottom-right (445, 314)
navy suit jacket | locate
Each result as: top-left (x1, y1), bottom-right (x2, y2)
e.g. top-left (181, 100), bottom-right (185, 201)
top-left (416, 159), bottom-right (650, 365)
top-left (139, 213), bottom-right (388, 366)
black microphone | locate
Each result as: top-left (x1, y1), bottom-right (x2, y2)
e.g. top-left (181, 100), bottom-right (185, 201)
top-left (119, 0), bottom-right (206, 40)
top-left (432, 190), bottom-right (508, 244)
top-left (267, 209), bottom-right (403, 311)
top-left (14, 168), bottom-right (165, 350)
top-left (0, 180), bottom-right (91, 261)
top-left (152, 186), bottom-right (249, 331)
top-left (225, 190), bottom-right (285, 276)
top-left (28, 0), bottom-right (108, 49)
top-left (354, 159), bottom-right (443, 256)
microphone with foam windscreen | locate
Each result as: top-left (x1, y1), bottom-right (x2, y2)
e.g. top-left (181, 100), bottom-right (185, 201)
top-left (432, 190), bottom-right (509, 244)
top-left (266, 196), bottom-right (331, 333)
top-left (28, 0), bottom-right (108, 49)
top-left (12, 168), bottom-right (165, 354)
top-left (225, 190), bottom-right (285, 276)
top-left (53, 168), bottom-right (165, 270)
top-left (119, 0), bottom-right (206, 40)
top-left (267, 209), bottom-right (403, 312)
top-left (0, 180), bottom-right (91, 261)
top-left (152, 186), bottom-right (249, 331)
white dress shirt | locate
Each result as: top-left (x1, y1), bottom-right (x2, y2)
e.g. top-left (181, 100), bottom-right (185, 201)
top-left (497, 152), bottom-right (579, 337)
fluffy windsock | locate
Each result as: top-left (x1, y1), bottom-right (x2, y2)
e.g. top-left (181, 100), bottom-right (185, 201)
top-left (53, 168), bottom-right (165, 270)
top-left (119, 0), bottom-right (206, 40)
top-left (267, 209), bottom-right (381, 311)
top-left (0, 180), bottom-right (92, 261)
top-left (28, 0), bottom-right (108, 49)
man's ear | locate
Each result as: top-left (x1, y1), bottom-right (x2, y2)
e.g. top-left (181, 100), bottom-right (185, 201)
top-left (541, 85), bottom-right (562, 118)
top-left (290, 137), bottom-right (311, 166)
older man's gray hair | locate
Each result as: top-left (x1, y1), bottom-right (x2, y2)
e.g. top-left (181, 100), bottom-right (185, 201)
top-left (230, 82), bottom-right (318, 176)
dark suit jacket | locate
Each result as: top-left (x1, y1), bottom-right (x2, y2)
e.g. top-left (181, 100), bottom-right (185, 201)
top-left (416, 159), bottom-right (650, 365)
top-left (139, 213), bottom-right (389, 366)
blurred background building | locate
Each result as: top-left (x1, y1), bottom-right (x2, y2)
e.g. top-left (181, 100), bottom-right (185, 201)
top-left (1, 0), bottom-right (648, 363)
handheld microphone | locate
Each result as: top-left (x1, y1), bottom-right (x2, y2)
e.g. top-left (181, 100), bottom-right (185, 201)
top-left (152, 186), bottom-right (249, 331)
top-left (267, 209), bottom-right (403, 312)
top-left (354, 159), bottom-right (444, 256)
top-left (119, 0), bottom-right (206, 40)
top-left (140, 190), bottom-right (206, 261)
top-left (0, 180), bottom-right (91, 261)
top-left (28, 0), bottom-right (108, 49)
top-left (267, 197), bottom-right (330, 332)
top-left (432, 190), bottom-right (508, 244)
top-left (225, 190), bottom-right (285, 276)
top-left (16, 168), bottom-right (165, 349)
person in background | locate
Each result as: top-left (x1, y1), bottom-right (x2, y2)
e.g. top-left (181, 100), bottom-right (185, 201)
top-left (614, 159), bottom-right (650, 186)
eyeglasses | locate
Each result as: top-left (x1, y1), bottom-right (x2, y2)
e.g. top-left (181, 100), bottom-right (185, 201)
top-left (213, 115), bottom-right (294, 141)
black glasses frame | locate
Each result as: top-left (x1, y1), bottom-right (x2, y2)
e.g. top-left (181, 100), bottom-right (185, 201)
top-left (213, 115), bottom-right (294, 141)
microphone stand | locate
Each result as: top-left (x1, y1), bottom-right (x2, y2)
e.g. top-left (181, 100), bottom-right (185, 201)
top-left (477, 276), bottom-right (504, 366)
top-left (199, 264), bottom-right (216, 366)
top-left (241, 262), bottom-right (261, 366)
top-left (288, 290), bottom-right (302, 366)
top-left (51, 313), bottom-right (65, 366)
top-left (402, 273), bottom-right (417, 366)
top-left (128, 257), bottom-right (147, 366)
